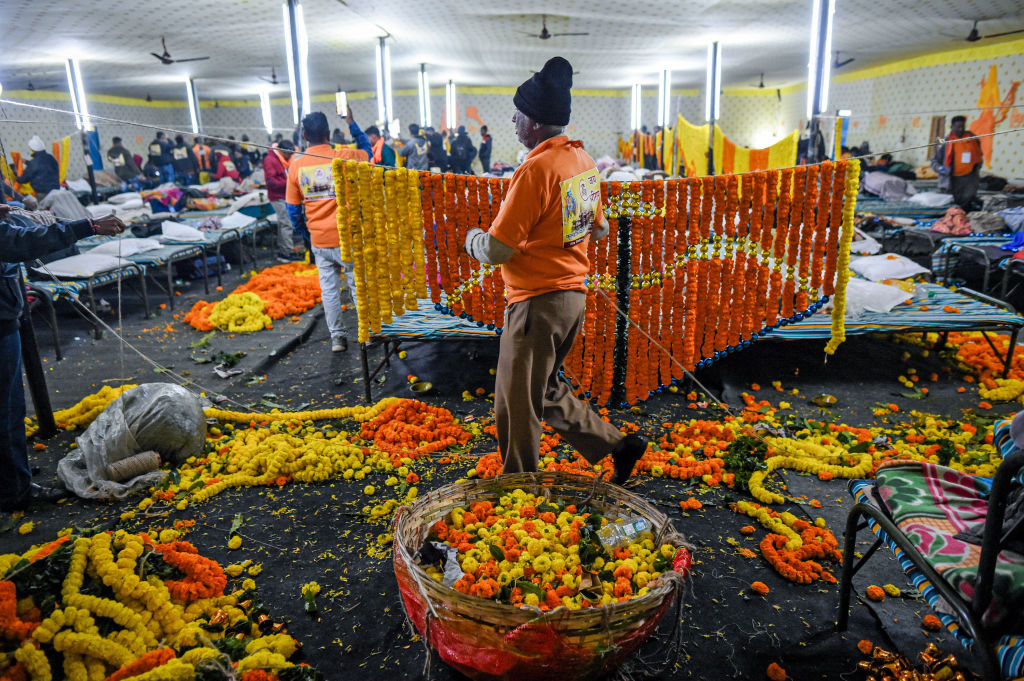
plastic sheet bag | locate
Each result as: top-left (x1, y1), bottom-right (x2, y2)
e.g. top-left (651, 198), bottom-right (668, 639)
top-left (57, 383), bottom-right (206, 499)
top-left (843, 279), bottom-right (913, 318)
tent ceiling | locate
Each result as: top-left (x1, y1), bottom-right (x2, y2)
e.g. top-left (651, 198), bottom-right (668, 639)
top-left (1, 0), bottom-right (1021, 102)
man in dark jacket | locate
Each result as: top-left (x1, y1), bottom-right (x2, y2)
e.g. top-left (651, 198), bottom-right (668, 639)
top-left (17, 136), bottom-right (60, 198)
top-left (107, 137), bottom-right (143, 191)
top-left (450, 125), bottom-right (477, 174)
top-left (423, 127), bottom-right (447, 171)
top-left (478, 125), bottom-right (492, 173)
top-left (398, 124), bottom-right (430, 171)
top-left (171, 135), bottom-right (200, 185)
top-left (147, 132), bottom-right (174, 183)
top-left (0, 204), bottom-right (125, 511)
top-left (265, 140), bottom-right (298, 261)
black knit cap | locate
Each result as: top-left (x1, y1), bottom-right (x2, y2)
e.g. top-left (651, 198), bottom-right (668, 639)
top-left (514, 56), bottom-right (573, 126)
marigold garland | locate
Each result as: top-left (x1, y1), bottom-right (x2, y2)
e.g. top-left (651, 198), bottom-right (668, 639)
top-left (0, 530), bottom-right (309, 681)
top-left (824, 160), bottom-right (860, 355)
top-left (332, 160), bottom-right (857, 403)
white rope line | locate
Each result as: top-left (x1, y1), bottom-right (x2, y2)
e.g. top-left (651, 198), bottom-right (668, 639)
top-left (3, 96), bottom-right (1022, 174)
top-left (27, 256), bottom-right (260, 416)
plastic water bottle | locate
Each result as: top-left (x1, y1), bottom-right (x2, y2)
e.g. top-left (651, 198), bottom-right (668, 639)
top-left (597, 516), bottom-right (651, 550)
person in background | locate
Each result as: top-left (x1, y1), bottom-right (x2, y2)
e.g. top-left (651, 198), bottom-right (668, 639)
top-left (398, 124), bottom-right (430, 171)
top-left (462, 56), bottom-right (647, 482)
top-left (423, 126), bottom-right (447, 171)
top-left (273, 133), bottom-right (284, 145)
top-left (285, 111), bottom-right (368, 353)
top-left (212, 148), bottom-right (240, 181)
top-left (107, 137), bottom-right (143, 192)
top-left (931, 115), bottom-right (984, 209)
top-left (171, 135), bottom-right (200, 186)
top-left (331, 128), bottom-right (347, 146)
top-left (17, 136), bottom-right (60, 198)
top-left (0, 204), bottom-right (125, 511)
top-left (240, 134), bottom-right (261, 166)
top-left (478, 125), bottom-right (492, 174)
top-left (264, 140), bottom-right (298, 262)
top-left (340, 110), bottom-right (372, 160)
top-left (147, 132), bottom-right (174, 183)
top-left (364, 126), bottom-right (396, 166)
top-left (232, 144), bottom-right (252, 180)
top-left (193, 136), bottom-right (212, 179)
top-left (450, 125), bottom-right (477, 174)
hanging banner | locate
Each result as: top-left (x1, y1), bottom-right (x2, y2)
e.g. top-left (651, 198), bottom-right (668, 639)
top-left (676, 113), bottom-right (798, 176)
top-left (58, 136), bottom-right (72, 183)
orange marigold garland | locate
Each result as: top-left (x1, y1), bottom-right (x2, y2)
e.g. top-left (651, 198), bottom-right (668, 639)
top-left (810, 161), bottom-right (833, 294)
top-left (781, 166), bottom-right (806, 320)
top-left (152, 540), bottom-right (227, 602)
top-left (420, 171), bottom-right (441, 303)
top-left (795, 163), bottom-right (818, 313)
top-left (104, 648), bottom-right (176, 681)
top-left (359, 399), bottom-right (472, 459)
top-left (767, 169), bottom-right (792, 327)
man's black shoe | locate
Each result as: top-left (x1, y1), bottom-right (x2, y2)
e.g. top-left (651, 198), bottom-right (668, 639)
top-left (610, 434), bottom-right (649, 486)
top-left (1, 483), bottom-right (67, 512)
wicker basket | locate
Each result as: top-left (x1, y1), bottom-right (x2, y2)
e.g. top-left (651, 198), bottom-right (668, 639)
top-left (392, 472), bottom-right (690, 681)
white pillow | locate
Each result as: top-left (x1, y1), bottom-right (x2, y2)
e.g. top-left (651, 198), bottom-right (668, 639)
top-left (219, 212), bottom-right (257, 230)
top-left (108, 192), bottom-right (142, 205)
top-left (65, 178), bottom-right (92, 192)
top-left (89, 238), bottom-right (162, 257)
top-left (849, 254), bottom-right (929, 281)
top-left (86, 203), bottom-right (117, 218)
top-left (844, 279), bottom-right (913, 318)
top-left (908, 192), bottom-right (954, 207)
top-left (34, 254), bottom-right (127, 278)
top-left (159, 221), bottom-right (206, 243)
top-left (851, 228), bottom-right (882, 255)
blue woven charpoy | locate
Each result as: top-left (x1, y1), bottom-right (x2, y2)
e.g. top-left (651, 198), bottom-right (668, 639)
top-left (930, 235), bottom-right (1010, 281)
top-left (124, 245), bottom-right (203, 268)
top-left (849, 430), bottom-right (1024, 679)
top-left (760, 283), bottom-right (1023, 341)
top-left (372, 299), bottom-right (498, 340)
top-left (856, 196), bottom-right (950, 219)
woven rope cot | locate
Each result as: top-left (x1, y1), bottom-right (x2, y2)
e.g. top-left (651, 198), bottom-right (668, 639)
top-left (392, 472), bottom-right (690, 680)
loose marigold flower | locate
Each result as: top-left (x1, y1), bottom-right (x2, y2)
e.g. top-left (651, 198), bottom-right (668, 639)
top-left (922, 614), bottom-right (941, 631)
top-left (740, 525), bottom-right (756, 535)
top-left (857, 639), bottom-right (873, 654)
top-left (865, 585), bottom-right (885, 601)
top-left (751, 581), bottom-right (769, 595)
top-left (766, 662), bottom-right (786, 681)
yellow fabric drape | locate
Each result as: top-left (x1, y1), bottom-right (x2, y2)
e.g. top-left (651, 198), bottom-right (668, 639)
top-left (675, 115), bottom-right (711, 178)
top-left (660, 126), bottom-right (675, 174)
top-left (58, 136), bottom-right (71, 183)
top-left (676, 113), bottom-right (798, 176)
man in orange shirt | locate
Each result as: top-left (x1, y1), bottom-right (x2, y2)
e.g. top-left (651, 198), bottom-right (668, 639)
top-left (286, 111), bottom-right (368, 352)
top-left (464, 56), bottom-right (647, 484)
top-left (941, 115), bottom-right (984, 209)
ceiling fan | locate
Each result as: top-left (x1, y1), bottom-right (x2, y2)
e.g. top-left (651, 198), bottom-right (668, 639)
top-left (833, 52), bottom-right (855, 68)
top-left (963, 19), bottom-right (1024, 42)
top-left (258, 66), bottom-right (287, 85)
top-left (150, 37), bottom-right (210, 65)
top-left (520, 14), bottom-right (589, 40)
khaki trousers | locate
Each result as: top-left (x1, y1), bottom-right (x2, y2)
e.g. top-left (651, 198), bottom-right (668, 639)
top-left (495, 290), bottom-right (624, 473)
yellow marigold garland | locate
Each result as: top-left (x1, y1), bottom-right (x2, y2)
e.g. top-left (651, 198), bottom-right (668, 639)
top-left (332, 158), bottom-right (353, 262)
top-left (202, 396), bottom-right (397, 424)
top-left (24, 384), bottom-right (136, 437)
top-left (824, 159), bottom-right (860, 355)
top-left (1, 529), bottom-right (305, 681)
top-left (206, 292), bottom-right (273, 333)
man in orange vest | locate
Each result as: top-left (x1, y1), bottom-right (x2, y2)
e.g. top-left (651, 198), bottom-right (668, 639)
top-left (941, 115), bottom-right (984, 209)
top-left (193, 137), bottom-right (212, 175)
top-left (285, 112), bottom-right (368, 352)
top-left (462, 56), bottom-right (648, 483)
